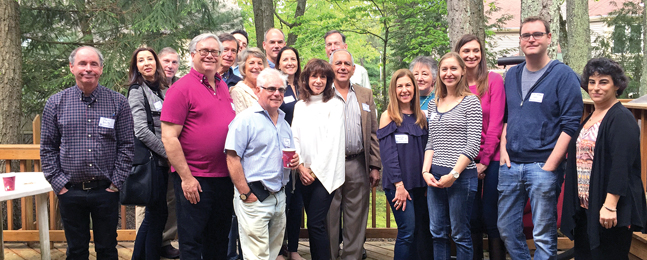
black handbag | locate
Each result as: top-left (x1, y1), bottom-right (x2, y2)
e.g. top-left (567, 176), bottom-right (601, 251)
top-left (120, 85), bottom-right (160, 206)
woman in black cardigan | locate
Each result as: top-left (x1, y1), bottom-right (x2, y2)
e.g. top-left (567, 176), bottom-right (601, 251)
top-left (562, 57), bottom-right (647, 260)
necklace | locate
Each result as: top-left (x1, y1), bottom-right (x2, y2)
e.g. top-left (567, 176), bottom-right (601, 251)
top-left (420, 95), bottom-right (432, 108)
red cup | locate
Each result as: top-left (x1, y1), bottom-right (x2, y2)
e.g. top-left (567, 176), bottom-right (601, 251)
top-left (282, 149), bottom-right (296, 168)
top-left (3, 176), bottom-right (15, 191)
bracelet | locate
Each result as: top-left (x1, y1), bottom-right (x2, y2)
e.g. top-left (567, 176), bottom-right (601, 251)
top-left (395, 183), bottom-right (404, 188)
top-left (422, 171), bottom-right (429, 175)
top-left (603, 204), bottom-right (617, 212)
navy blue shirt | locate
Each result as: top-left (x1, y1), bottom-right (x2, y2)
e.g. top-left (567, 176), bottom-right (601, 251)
top-left (279, 83), bottom-right (298, 125)
top-left (377, 114), bottom-right (428, 190)
top-left (222, 67), bottom-right (242, 88)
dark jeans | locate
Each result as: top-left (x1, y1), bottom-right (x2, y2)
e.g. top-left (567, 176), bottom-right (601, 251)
top-left (227, 214), bottom-right (242, 260)
top-left (384, 187), bottom-right (433, 259)
top-left (58, 187), bottom-right (120, 260)
top-left (573, 209), bottom-right (633, 260)
top-left (427, 166), bottom-right (478, 260)
top-left (299, 178), bottom-right (335, 260)
top-left (470, 162), bottom-right (501, 237)
top-left (285, 171), bottom-right (304, 252)
top-left (173, 173), bottom-right (234, 260)
top-left (132, 168), bottom-right (169, 260)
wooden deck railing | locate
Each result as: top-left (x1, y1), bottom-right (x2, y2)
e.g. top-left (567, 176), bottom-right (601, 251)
top-left (2, 101), bottom-right (647, 250)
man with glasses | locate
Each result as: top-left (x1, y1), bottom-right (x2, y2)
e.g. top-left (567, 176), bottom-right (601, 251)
top-left (218, 33), bottom-right (242, 87)
top-left (498, 16), bottom-right (583, 260)
top-left (324, 30), bottom-right (371, 90)
top-left (231, 30), bottom-right (249, 78)
top-left (225, 68), bottom-right (299, 260)
top-left (161, 33), bottom-right (237, 259)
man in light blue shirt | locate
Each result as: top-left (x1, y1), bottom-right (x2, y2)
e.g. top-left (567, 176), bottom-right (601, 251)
top-left (225, 68), bottom-right (299, 260)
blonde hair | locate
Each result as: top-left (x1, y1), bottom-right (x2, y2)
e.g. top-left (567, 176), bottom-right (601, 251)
top-left (386, 69), bottom-right (427, 129)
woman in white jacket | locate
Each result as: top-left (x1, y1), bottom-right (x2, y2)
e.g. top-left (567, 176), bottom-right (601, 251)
top-left (291, 58), bottom-right (345, 260)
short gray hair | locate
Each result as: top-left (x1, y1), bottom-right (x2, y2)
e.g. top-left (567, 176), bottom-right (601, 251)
top-left (188, 33), bottom-right (223, 66)
top-left (409, 56), bottom-right (438, 79)
top-left (238, 47), bottom-right (268, 78)
top-left (264, 28), bottom-right (285, 42)
top-left (257, 68), bottom-right (287, 89)
top-left (158, 47), bottom-right (178, 58)
top-left (328, 49), bottom-right (355, 65)
top-left (69, 46), bottom-right (104, 67)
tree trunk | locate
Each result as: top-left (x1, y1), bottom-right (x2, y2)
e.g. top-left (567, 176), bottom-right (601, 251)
top-left (520, 0), bottom-right (560, 59)
top-left (566, 0), bottom-right (589, 75)
top-left (0, 0), bottom-right (23, 146)
top-left (286, 0), bottom-right (306, 46)
top-left (447, 0), bottom-right (486, 48)
top-left (641, 0), bottom-right (647, 96)
top-left (252, 0), bottom-right (274, 48)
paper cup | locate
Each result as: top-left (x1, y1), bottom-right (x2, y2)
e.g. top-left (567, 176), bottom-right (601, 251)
top-left (3, 176), bottom-right (16, 191)
top-left (282, 149), bottom-right (296, 168)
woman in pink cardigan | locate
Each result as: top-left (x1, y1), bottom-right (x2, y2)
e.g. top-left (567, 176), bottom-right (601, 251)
top-left (454, 34), bottom-right (506, 260)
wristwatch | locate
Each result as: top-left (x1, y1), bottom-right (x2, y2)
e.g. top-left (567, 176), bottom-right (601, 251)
top-left (240, 190), bottom-right (253, 200)
top-left (450, 170), bottom-right (460, 179)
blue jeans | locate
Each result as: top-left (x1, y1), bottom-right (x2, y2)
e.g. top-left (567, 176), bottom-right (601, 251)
top-left (384, 188), bottom-right (415, 259)
top-left (427, 165), bottom-right (477, 260)
top-left (58, 187), bottom-right (120, 260)
top-left (497, 162), bottom-right (563, 260)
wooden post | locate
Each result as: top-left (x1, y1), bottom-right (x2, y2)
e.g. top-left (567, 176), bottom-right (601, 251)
top-left (371, 187), bottom-right (376, 228)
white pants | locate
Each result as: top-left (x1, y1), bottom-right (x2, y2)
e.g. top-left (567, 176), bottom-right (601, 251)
top-left (234, 189), bottom-right (286, 260)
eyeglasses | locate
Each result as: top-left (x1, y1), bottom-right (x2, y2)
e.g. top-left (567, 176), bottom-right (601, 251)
top-left (260, 86), bottom-right (286, 94)
top-left (520, 32), bottom-right (547, 41)
top-left (196, 49), bottom-right (220, 57)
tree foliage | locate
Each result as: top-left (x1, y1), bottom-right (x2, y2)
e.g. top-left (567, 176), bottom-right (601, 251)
top-left (20, 0), bottom-right (240, 118)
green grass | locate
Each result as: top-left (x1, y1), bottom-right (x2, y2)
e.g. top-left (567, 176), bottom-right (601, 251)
top-left (368, 189), bottom-right (398, 228)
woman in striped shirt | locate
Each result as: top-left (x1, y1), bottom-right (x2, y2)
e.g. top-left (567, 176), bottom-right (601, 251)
top-left (422, 52), bottom-right (483, 260)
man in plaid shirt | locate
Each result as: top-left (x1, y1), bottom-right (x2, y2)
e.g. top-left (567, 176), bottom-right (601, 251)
top-left (40, 46), bottom-right (134, 259)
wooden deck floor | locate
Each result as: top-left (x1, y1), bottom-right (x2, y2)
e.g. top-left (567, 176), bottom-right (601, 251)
top-left (2, 240), bottom-right (396, 260)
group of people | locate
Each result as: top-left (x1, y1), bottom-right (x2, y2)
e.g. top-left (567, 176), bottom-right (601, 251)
top-left (38, 15), bottom-right (647, 260)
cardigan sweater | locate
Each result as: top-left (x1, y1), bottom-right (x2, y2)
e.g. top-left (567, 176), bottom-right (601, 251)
top-left (562, 102), bottom-right (647, 249)
top-left (469, 71), bottom-right (505, 166)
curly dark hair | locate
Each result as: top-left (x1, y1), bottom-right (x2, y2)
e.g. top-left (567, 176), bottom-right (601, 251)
top-left (299, 59), bottom-right (335, 102)
top-left (581, 57), bottom-right (628, 96)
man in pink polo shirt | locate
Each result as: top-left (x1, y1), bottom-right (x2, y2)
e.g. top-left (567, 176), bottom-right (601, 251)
top-left (161, 33), bottom-right (236, 259)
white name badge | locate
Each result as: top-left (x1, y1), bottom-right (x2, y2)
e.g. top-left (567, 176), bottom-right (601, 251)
top-left (395, 134), bottom-right (409, 144)
top-left (362, 103), bottom-right (370, 112)
top-left (153, 101), bottom-right (163, 111)
top-left (99, 117), bottom-right (115, 129)
top-left (529, 93), bottom-right (544, 103)
top-left (429, 112), bottom-right (437, 121)
top-left (283, 138), bottom-right (291, 147)
top-left (283, 95), bottom-right (295, 104)
top-left (231, 103), bottom-right (236, 111)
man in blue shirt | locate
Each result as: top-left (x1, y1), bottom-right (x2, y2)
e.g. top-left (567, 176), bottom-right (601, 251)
top-left (262, 28), bottom-right (286, 69)
top-left (225, 68), bottom-right (299, 260)
top-left (498, 16), bottom-right (583, 260)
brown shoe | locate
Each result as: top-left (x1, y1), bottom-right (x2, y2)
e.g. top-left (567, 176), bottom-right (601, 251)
top-left (160, 244), bottom-right (180, 259)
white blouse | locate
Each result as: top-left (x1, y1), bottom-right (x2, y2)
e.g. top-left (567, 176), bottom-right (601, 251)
top-left (291, 94), bottom-right (346, 194)
top-left (230, 81), bottom-right (258, 114)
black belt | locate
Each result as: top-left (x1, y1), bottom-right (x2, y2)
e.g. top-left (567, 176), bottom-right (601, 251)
top-left (345, 152), bottom-right (363, 161)
top-left (65, 179), bottom-right (111, 190)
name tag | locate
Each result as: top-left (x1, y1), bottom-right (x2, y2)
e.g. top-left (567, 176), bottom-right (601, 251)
top-left (231, 103), bottom-right (236, 111)
top-left (529, 93), bottom-right (544, 103)
top-left (362, 103), bottom-right (370, 112)
top-left (429, 112), bottom-right (437, 121)
top-left (283, 138), bottom-right (291, 147)
top-left (99, 117), bottom-right (115, 129)
top-left (395, 134), bottom-right (408, 144)
top-left (283, 95), bottom-right (295, 104)
top-left (153, 101), bottom-right (163, 111)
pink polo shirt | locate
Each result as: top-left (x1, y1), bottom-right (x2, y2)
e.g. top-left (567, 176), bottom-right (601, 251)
top-left (469, 71), bottom-right (505, 166)
top-left (161, 68), bottom-right (236, 177)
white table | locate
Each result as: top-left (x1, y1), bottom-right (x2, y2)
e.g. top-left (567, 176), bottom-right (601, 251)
top-left (0, 172), bottom-right (52, 260)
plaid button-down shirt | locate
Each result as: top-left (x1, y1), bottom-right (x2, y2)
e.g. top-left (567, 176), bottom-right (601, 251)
top-left (40, 85), bottom-right (134, 194)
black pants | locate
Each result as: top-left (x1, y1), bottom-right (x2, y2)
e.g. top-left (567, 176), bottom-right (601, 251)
top-left (132, 168), bottom-right (169, 260)
top-left (573, 209), bottom-right (633, 260)
top-left (299, 178), bottom-right (335, 260)
top-left (285, 172), bottom-right (304, 252)
top-left (174, 174), bottom-right (234, 260)
top-left (59, 187), bottom-right (120, 260)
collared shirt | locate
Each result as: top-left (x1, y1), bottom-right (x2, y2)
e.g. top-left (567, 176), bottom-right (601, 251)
top-left (334, 83), bottom-right (363, 155)
top-left (268, 59), bottom-right (276, 69)
top-left (40, 85), bottom-right (135, 194)
top-left (161, 68), bottom-right (236, 178)
top-left (221, 67), bottom-right (242, 88)
top-left (232, 65), bottom-right (242, 78)
top-left (225, 103), bottom-right (293, 192)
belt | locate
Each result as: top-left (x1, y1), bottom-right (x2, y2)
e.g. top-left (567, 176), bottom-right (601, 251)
top-left (65, 179), bottom-right (111, 190)
top-left (269, 186), bottom-right (285, 196)
top-left (345, 152), bottom-right (363, 161)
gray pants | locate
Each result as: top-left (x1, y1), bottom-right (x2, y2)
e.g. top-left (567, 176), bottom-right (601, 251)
top-left (327, 155), bottom-right (369, 260)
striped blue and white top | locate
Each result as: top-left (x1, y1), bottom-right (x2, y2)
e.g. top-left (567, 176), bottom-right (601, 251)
top-left (425, 95), bottom-right (482, 170)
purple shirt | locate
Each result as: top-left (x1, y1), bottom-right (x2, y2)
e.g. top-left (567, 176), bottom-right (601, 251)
top-left (161, 68), bottom-right (236, 178)
top-left (40, 85), bottom-right (135, 194)
top-left (468, 71), bottom-right (505, 166)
